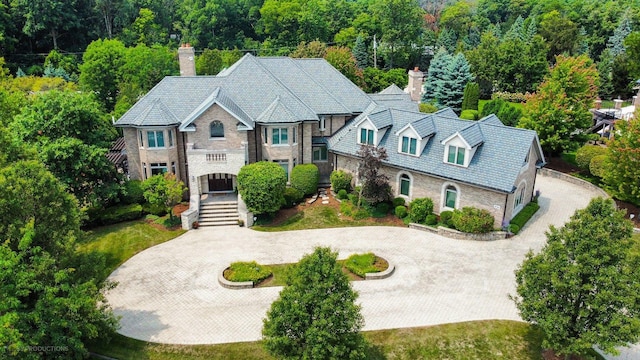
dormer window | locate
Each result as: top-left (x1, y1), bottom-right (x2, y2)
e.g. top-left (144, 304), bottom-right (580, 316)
top-left (447, 145), bottom-right (465, 165)
top-left (359, 128), bottom-right (374, 145)
top-left (401, 136), bottom-right (418, 155)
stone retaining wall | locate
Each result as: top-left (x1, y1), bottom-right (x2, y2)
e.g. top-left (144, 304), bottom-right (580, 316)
top-left (181, 194), bottom-right (200, 230)
top-left (409, 223), bottom-right (509, 241)
top-left (537, 168), bottom-right (609, 198)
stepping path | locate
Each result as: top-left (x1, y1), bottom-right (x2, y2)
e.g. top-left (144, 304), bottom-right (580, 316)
top-left (106, 175), bottom-right (603, 345)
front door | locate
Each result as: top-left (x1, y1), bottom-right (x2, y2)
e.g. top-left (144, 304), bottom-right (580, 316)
top-left (208, 173), bottom-right (233, 192)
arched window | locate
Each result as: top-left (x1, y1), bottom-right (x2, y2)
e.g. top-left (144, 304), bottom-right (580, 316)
top-left (444, 185), bottom-right (457, 209)
top-left (514, 181), bottom-right (526, 209)
top-left (210, 121), bottom-right (224, 138)
top-left (399, 173), bottom-right (411, 196)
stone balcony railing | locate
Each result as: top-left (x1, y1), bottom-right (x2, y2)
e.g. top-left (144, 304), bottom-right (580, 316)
top-left (185, 145), bottom-right (246, 178)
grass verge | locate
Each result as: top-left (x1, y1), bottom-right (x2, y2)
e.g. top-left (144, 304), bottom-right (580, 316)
top-left (344, 253), bottom-right (380, 277)
top-left (90, 320), bottom-right (606, 360)
top-left (77, 220), bottom-right (186, 282)
top-left (224, 261), bottom-right (272, 284)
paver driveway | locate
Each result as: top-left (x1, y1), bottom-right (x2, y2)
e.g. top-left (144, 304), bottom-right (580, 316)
top-left (106, 175), bottom-right (601, 345)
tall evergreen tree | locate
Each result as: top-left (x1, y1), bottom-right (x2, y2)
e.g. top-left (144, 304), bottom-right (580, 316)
top-left (504, 15), bottom-right (525, 41)
top-left (436, 52), bottom-right (472, 113)
top-left (436, 28), bottom-right (457, 53)
top-left (461, 82), bottom-right (479, 111)
top-left (607, 12), bottom-right (632, 57)
top-left (524, 16), bottom-right (537, 42)
top-left (353, 35), bottom-right (369, 69)
top-left (422, 47), bottom-right (452, 104)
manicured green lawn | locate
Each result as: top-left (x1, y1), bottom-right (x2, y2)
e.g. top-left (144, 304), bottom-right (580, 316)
top-left (78, 220), bottom-right (186, 281)
top-left (91, 320), bottom-right (605, 360)
top-left (252, 205), bottom-right (401, 232)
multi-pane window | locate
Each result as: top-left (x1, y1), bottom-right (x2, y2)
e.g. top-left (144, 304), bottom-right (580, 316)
top-left (313, 145), bottom-right (328, 161)
top-left (401, 136), bottom-right (417, 155)
top-left (514, 185), bottom-right (525, 209)
top-left (272, 128), bottom-right (288, 145)
top-left (150, 163), bottom-right (168, 176)
top-left (445, 185), bottom-right (457, 208)
top-left (400, 174), bottom-right (410, 196)
top-left (147, 131), bottom-right (165, 148)
top-left (447, 145), bottom-right (465, 165)
top-left (210, 121), bottom-right (224, 138)
top-left (359, 128), bottom-right (374, 145)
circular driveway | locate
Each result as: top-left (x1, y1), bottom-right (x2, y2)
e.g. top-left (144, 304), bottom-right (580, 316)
top-left (106, 175), bottom-right (601, 345)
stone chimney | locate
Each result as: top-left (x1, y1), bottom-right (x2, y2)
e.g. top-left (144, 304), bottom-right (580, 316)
top-left (408, 67), bottom-right (424, 102)
top-left (178, 43), bottom-right (196, 76)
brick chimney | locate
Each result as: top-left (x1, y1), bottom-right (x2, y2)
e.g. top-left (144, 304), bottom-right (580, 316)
top-left (408, 67), bottom-right (424, 102)
top-left (178, 43), bottom-right (196, 76)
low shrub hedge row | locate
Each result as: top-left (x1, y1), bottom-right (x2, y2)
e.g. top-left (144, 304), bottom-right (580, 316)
top-left (451, 207), bottom-right (494, 234)
top-left (509, 202), bottom-right (540, 234)
top-left (85, 203), bottom-right (144, 227)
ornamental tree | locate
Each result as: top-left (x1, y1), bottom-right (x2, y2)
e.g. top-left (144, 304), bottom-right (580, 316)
top-left (142, 172), bottom-right (187, 220)
top-left (518, 55), bottom-right (598, 156)
top-left (512, 197), bottom-right (640, 357)
top-left (237, 161), bottom-right (286, 215)
top-left (262, 247), bottom-right (366, 360)
top-left (356, 145), bottom-right (391, 205)
top-left (604, 110), bottom-right (640, 205)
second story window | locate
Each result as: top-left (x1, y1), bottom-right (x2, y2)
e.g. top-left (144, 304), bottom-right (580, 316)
top-left (272, 128), bottom-right (288, 145)
top-left (313, 145), bottom-right (328, 161)
top-left (147, 130), bottom-right (165, 148)
top-left (447, 145), bottom-right (465, 165)
top-left (359, 128), bottom-right (374, 145)
top-left (210, 121), bottom-right (224, 138)
top-left (401, 136), bottom-right (417, 155)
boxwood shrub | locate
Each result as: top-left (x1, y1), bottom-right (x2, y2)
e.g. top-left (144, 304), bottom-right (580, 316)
top-left (283, 187), bottom-right (304, 208)
top-left (409, 197), bottom-right (434, 224)
top-left (395, 205), bottom-right (408, 218)
top-left (509, 202), bottom-right (540, 234)
top-left (451, 207), bottom-right (494, 233)
top-left (575, 145), bottom-right (607, 170)
top-left (121, 179), bottom-right (145, 204)
top-left (425, 214), bottom-right (438, 226)
top-left (392, 197), bottom-right (406, 207)
top-left (330, 170), bottom-right (352, 193)
top-left (337, 189), bottom-right (348, 200)
top-left (439, 210), bottom-right (454, 227)
top-left (290, 164), bottom-right (319, 196)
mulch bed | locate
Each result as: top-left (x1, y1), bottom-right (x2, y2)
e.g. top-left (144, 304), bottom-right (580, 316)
top-left (545, 156), bottom-right (640, 227)
top-left (268, 188), bottom-right (405, 227)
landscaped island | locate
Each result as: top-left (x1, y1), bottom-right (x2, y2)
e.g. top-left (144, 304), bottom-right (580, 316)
top-left (221, 253), bottom-right (392, 288)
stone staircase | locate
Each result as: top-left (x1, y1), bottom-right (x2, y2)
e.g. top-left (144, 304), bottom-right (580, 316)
top-left (198, 200), bottom-right (239, 227)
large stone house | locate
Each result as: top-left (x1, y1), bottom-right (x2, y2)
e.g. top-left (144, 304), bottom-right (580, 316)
top-left (115, 45), bottom-right (545, 229)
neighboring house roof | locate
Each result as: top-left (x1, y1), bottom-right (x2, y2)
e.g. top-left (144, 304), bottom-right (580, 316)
top-left (369, 84), bottom-right (418, 112)
top-left (328, 107), bottom-right (545, 193)
top-left (115, 53), bottom-right (373, 128)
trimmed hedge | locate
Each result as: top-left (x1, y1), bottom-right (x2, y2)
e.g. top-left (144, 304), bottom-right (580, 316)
top-left (575, 145), bottom-right (607, 170)
top-left (337, 189), bottom-right (348, 200)
top-left (392, 197), bottom-right (406, 207)
top-left (395, 205), bottom-right (408, 218)
top-left (85, 203), bottom-right (144, 227)
top-left (290, 164), bottom-right (319, 196)
top-left (451, 207), bottom-right (494, 233)
top-left (509, 202), bottom-right (540, 234)
top-left (440, 210), bottom-right (454, 227)
top-left (460, 109), bottom-right (479, 120)
top-left (330, 170), bottom-right (352, 193)
top-left (425, 214), bottom-right (438, 225)
top-left (283, 187), bottom-right (304, 208)
top-left (409, 198), bottom-right (434, 224)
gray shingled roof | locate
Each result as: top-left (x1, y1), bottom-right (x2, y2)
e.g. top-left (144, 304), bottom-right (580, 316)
top-left (115, 53), bottom-right (374, 127)
top-left (411, 116), bottom-right (436, 138)
top-left (257, 97), bottom-right (299, 123)
top-left (379, 84), bottom-right (406, 94)
top-left (478, 114), bottom-right (504, 126)
top-left (328, 107), bottom-right (542, 193)
top-left (457, 123), bottom-right (484, 148)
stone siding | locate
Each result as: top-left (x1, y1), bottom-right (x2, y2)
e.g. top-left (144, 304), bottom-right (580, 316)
top-left (504, 143), bottom-right (540, 221)
top-left (311, 115), bottom-right (348, 137)
top-left (336, 154), bottom-right (509, 228)
top-left (123, 128), bottom-right (142, 180)
top-left (187, 104), bottom-right (248, 151)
